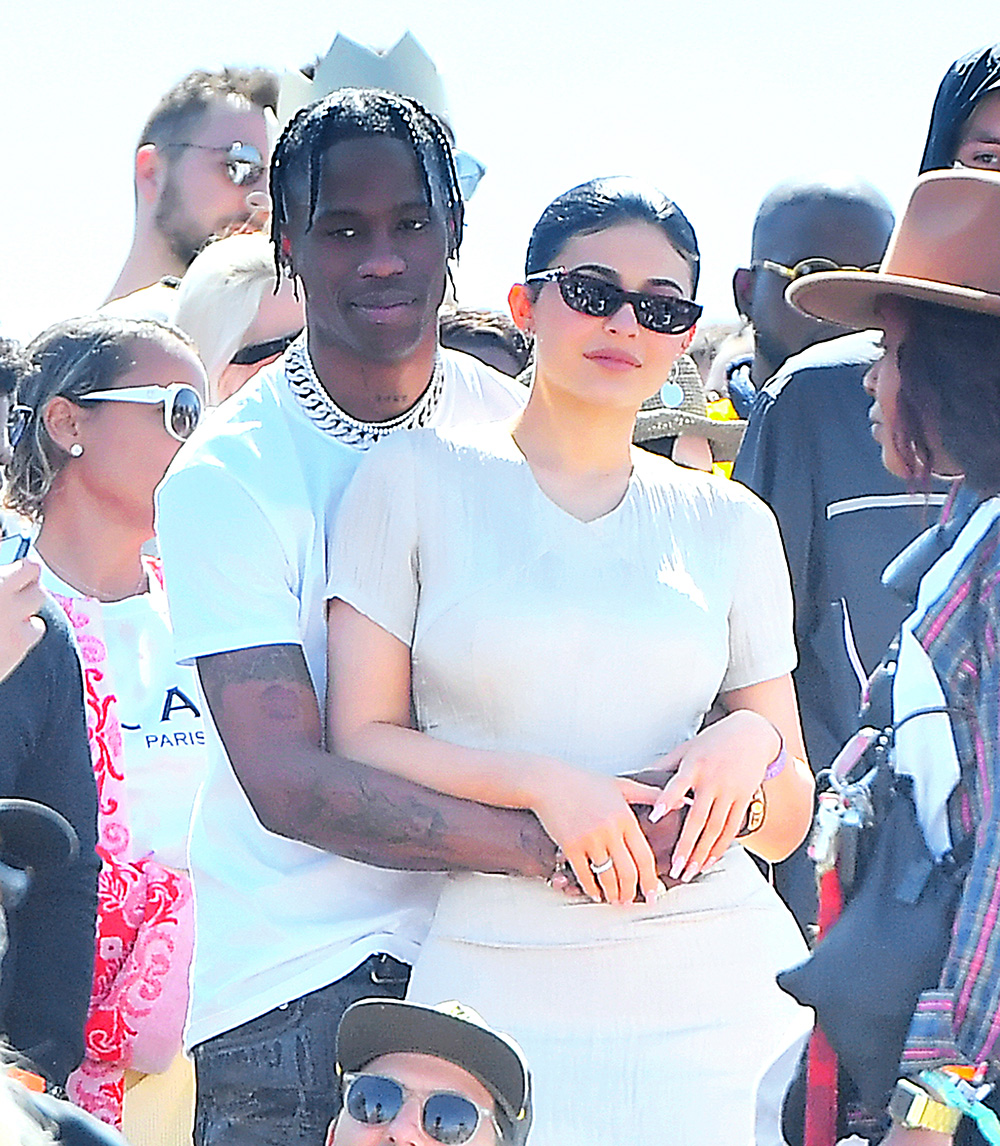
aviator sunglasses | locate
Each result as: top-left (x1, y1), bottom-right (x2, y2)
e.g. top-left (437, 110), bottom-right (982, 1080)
top-left (752, 256), bottom-right (881, 281)
top-left (163, 140), bottom-right (267, 187)
top-left (525, 267), bottom-right (702, 335)
top-left (342, 1072), bottom-right (501, 1144)
top-left (81, 383), bottom-right (203, 441)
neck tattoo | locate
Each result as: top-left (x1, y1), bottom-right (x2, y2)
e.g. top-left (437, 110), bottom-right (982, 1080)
top-left (285, 335), bottom-right (443, 451)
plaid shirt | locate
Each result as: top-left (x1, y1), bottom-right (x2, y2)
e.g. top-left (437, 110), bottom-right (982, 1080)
top-left (901, 509), bottom-right (1000, 1076)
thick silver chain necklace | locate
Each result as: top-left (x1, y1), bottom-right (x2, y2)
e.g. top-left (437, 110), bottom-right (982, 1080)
top-left (285, 336), bottom-right (443, 451)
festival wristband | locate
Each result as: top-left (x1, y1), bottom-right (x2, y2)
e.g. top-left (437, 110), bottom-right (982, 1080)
top-left (889, 1079), bottom-right (962, 1134)
top-left (763, 736), bottom-right (787, 781)
top-left (918, 1070), bottom-right (1000, 1144)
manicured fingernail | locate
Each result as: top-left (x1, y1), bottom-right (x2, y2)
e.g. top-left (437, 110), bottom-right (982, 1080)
top-left (681, 866), bottom-right (697, 883)
top-left (669, 855), bottom-right (686, 879)
top-left (703, 857), bottom-right (719, 871)
top-left (648, 803), bottom-right (666, 824)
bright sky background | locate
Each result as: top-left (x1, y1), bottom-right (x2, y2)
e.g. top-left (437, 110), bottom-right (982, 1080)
top-left (3, 0), bottom-right (999, 343)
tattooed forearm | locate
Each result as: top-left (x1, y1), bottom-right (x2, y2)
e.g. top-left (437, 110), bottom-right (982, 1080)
top-left (196, 645), bottom-right (557, 878)
top-left (198, 644), bottom-right (315, 722)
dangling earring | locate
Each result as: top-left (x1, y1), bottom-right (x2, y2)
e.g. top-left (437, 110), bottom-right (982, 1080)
top-left (69, 443), bottom-right (84, 458)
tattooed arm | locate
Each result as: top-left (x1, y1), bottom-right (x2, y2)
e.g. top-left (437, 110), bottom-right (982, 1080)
top-left (196, 643), bottom-right (562, 876)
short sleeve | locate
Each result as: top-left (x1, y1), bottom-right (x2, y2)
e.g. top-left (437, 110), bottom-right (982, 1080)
top-left (156, 464), bottom-right (303, 664)
top-left (720, 492), bottom-right (798, 692)
top-left (326, 432), bottom-right (421, 647)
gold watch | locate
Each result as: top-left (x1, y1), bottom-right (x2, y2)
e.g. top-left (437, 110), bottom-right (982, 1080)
top-left (888, 1078), bottom-right (962, 1134)
top-left (736, 787), bottom-right (766, 837)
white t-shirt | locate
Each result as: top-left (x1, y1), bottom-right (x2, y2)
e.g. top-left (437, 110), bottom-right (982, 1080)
top-left (154, 345), bottom-right (525, 1049)
top-left (0, 540), bottom-right (206, 870)
top-left (326, 424), bottom-right (796, 948)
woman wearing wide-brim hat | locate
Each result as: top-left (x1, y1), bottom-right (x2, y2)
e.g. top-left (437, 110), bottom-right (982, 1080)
top-left (787, 168), bottom-right (1000, 1145)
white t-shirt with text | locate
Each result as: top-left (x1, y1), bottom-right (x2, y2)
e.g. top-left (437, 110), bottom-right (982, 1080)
top-left (0, 539), bottom-right (207, 871)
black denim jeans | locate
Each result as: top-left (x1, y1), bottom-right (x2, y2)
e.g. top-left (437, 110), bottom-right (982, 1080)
top-left (192, 954), bottom-right (410, 1146)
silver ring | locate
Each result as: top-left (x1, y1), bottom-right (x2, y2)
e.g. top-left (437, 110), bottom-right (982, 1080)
top-left (589, 856), bottom-right (614, 875)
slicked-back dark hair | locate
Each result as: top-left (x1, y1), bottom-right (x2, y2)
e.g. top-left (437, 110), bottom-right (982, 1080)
top-left (525, 176), bottom-right (700, 296)
top-left (270, 88), bottom-right (464, 279)
top-left (138, 67), bottom-right (278, 150)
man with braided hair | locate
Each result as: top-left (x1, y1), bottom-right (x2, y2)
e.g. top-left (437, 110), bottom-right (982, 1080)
top-left (154, 89), bottom-right (532, 1146)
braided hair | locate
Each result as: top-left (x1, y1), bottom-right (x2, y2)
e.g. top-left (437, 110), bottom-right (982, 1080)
top-left (270, 88), bottom-right (464, 281)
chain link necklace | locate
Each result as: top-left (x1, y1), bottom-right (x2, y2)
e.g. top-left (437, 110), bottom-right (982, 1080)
top-left (285, 336), bottom-right (444, 451)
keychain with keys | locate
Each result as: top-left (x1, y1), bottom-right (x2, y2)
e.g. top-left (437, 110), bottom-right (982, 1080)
top-left (809, 729), bottom-right (879, 881)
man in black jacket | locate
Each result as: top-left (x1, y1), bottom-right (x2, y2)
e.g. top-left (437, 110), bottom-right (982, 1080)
top-left (732, 44), bottom-right (1000, 934)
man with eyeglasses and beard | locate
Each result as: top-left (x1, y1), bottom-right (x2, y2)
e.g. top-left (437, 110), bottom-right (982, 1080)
top-left (102, 67), bottom-right (277, 318)
top-left (327, 999), bottom-right (532, 1146)
top-left (732, 49), bottom-right (1000, 947)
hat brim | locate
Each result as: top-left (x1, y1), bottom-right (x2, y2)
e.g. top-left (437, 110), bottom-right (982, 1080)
top-left (336, 999), bottom-right (529, 1127)
top-left (634, 410), bottom-right (747, 461)
top-left (787, 270), bottom-right (1000, 331)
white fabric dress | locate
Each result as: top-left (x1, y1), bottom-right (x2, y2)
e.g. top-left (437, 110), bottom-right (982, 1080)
top-left (328, 423), bottom-right (812, 1146)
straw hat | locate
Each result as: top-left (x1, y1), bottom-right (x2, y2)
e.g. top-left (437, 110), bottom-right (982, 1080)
top-left (633, 354), bottom-right (747, 461)
top-left (788, 169), bottom-right (1000, 329)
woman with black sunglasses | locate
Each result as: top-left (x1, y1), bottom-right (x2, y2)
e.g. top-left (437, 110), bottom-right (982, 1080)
top-left (325, 178), bottom-right (814, 1144)
top-left (0, 315), bottom-right (207, 1145)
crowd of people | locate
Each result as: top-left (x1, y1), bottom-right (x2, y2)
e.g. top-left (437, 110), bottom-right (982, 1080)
top-left (3, 28), bottom-right (1000, 1146)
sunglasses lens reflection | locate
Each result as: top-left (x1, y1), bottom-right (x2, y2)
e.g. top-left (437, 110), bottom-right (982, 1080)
top-left (347, 1075), bottom-right (402, 1125)
top-left (345, 1076), bottom-right (483, 1144)
top-left (558, 273), bottom-right (700, 334)
top-left (423, 1094), bottom-right (482, 1144)
top-left (225, 144), bottom-right (265, 187)
top-left (227, 161), bottom-right (265, 186)
top-left (561, 274), bottom-right (618, 317)
top-left (170, 390), bottom-right (202, 440)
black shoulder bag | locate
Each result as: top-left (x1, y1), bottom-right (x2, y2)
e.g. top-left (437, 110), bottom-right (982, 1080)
top-left (777, 693), bottom-right (974, 1113)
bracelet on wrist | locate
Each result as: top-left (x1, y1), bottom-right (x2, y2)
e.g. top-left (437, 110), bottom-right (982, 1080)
top-left (888, 1078), bottom-right (963, 1134)
top-left (763, 734), bottom-right (787, 781)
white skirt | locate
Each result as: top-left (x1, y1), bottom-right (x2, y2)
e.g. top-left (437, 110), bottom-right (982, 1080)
top-left (407, 847), bottom-right (812, 1146)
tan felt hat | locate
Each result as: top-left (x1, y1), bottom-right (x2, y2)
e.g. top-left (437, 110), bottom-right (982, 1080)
top-left (788, 169), bottom-right (1000, 329)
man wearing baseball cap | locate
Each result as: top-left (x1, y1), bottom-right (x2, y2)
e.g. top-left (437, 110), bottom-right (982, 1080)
top-left (328, 999), bottom-right (532, 1146)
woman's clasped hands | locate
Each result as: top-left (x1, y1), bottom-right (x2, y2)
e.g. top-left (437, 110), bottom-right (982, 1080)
top-left (533, 763), bottom-right (663, 905)
top-left (649, 710), bottom-right (782, 883)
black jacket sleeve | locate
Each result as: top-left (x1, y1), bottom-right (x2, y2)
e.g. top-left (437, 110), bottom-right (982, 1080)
top-left (0, 601), bottom-right (99, 1085)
